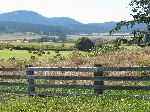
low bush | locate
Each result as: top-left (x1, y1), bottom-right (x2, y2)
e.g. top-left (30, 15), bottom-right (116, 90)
top-left (75, 37), bottom-right (95, 51)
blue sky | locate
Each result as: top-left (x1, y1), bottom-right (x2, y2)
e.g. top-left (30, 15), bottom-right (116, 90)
top-left (0, 0), bottom-right (132, 23)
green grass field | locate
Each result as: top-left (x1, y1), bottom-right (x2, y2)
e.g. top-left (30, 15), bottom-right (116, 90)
top-left (0, 43), bottom-right (150, 112)
top-left (0, 93), bottom-right (150, 112)
top-left (1, 76), bottom-right (150, 112)
top-left (0, 50), bottom-right (72, 60)
top-left (1, 78), bottom-right (150, 112)
top-left (0, 46), bottom-right (141, 61)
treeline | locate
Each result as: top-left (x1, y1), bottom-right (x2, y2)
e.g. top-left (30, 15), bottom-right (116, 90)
top-left (0, 43), bottom-right (74, 51)
top-left (28, 35), bottom-right (67, 43)
top-left (0, 21), bottom-right (114, 34)
top-left (0, 22), bottom-right (72, 35)
top-left (0, 21), bottom-right (147, 35)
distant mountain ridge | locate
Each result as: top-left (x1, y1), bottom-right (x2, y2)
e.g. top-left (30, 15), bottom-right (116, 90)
top-left (0, 10), bottom-right (146, 34)
top-left (0, 10), bottom-right (82, 26)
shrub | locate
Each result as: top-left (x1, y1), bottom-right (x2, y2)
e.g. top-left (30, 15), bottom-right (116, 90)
top-left (9, 48), bottom-right (13, 51)
top-left (37, 51), bottom-right (42, 56)
top-left (88, 45), bottom-right (120, 56)
top-left (95, 41), bottom-right (105, 48)
top-left (75, 37), bottom-right (95, 51)
top-left (28, 50), bottom-right (32, 53)
top-left (47, 51), bottom-right (51, 54)
top-left (31, 56), bottom-right (36, 60)
top-left (71, 50), bottom-right (84, 65)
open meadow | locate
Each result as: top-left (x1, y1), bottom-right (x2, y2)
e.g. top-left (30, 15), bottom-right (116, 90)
top-left (0, 41), bottom-right (150, 111)
top-left (0, 50), bottom-right (72, 60)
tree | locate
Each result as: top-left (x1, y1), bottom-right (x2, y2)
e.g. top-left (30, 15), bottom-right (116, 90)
top-left (57, 34), bottom-right (67, 42)
top-left (111, 0), bottom-right (150, 45)
top-left (75, 37), bottom-right (95, 51)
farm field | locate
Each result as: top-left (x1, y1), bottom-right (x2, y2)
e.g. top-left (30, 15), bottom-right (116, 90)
top-left (0, 42), bottom-right (142, 61)
top-left (0, 42), bottom-right (75, 51)
top-left (0, 50), bottom-right (72, 60)
top-left (0, 42), bottom-right (150, 112)
top-left (1, 47), bottom-right (150, 112)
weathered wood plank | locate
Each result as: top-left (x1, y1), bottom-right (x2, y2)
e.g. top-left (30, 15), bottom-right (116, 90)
top-left (0, 67), bottom-right (97, 72)
top-left (104, 85), bottom-right (150, 90)
top-left (0, 82), bottom-right (27, 86)
top-left (98, 67), bottom-right (150, 71)
top-left (36, 84), bottom-right (95, 89)
top-left (26, 75), bottom-right (150, 81)
top-left (0, 68), bottom-right (27, 71)
top-left (1, 75), bottom-right (150, 81)
top-left (26, 64), bottom-right (35, 96)
top-left (0, 90), bottom-right (28, 94)
top-left (98, 76), bottom-right (150, 81)
top-left (35, 84), bottom-right (150, 90)
top-left (1, 81), bottom-right (149, 91)
top-left (94, 64), bottom-right (104, 94)
top-left (0, 66), bottom-right (150, 72)
top-left (0, 75), bottom-right (26, 79)
top-left (27, 76), bottom-right (150, 81)
top-left (28, 75), bottom-right (95, 80)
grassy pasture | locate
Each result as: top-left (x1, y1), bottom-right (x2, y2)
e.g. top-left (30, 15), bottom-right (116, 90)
top-left (0, 40), bottom-right (129, 59)
top-left (0, 90), bottom-right (150, 112)
top-left (1, 41), bottom-right (150, 111)
top-left (0, 50), bottom-right (72, 60)
top-left (0, 42), bottom-right (75, 51)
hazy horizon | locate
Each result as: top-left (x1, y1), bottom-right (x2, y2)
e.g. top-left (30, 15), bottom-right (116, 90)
top-left (0, 0), bottom-right (132, 24)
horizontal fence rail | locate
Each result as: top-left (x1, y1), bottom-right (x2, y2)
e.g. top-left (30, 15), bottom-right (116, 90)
top-left (1, 66), bottom-right (150, 72)
top-left (1, 82), bottom-right (150, 90)
top-left (1, 75), bottom-right (150, 81)
top-left (0, 64), bottom-right (150, 98)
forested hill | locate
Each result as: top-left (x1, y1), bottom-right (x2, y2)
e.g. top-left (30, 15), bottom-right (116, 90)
top-left (0, 21), bottom-right (71, 35)
top-left (0, 10), bottom-right (82, 26)
top-left (0, 21), bottom-right (118, 34)
top-left (0, 10), bottom-right (146, 34)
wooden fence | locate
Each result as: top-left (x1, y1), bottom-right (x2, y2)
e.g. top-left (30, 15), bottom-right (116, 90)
top-left (0, 64), bottom-right (150, 98)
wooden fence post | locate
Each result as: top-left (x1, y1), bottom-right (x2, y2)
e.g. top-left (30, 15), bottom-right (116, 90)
top-left (26, 64), bottom-right (35, 96)
top-left (94, 64), bottom-right (104, 94)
